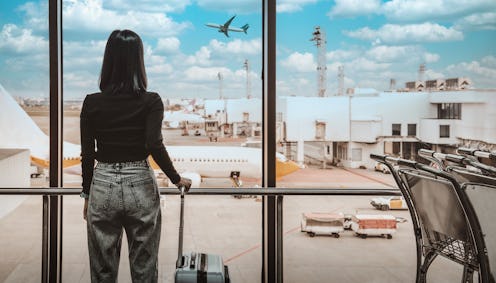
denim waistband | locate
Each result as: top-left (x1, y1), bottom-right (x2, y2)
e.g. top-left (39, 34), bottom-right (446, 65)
top-left (96, 159), bottom-right (149, 169)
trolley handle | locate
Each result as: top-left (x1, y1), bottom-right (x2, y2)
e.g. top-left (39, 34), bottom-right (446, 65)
top-left (370, 153), bottom-right (387, 162)
top-left (457, 147), bottom-right (476, 156)
top-left (176, 186), bottom-right (186, 269)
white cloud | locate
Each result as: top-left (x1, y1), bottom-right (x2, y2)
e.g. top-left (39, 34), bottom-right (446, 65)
top-left (328, 0), bottom-right (381, 18)
top-left (348, 57), bottom-right (391, 72)
top-left (208, 38), bottom-right (262, 55)
top-left (186, 47), bottom-right (212, 66)
top-left (345, 23), bottom-right (463, 43)
top-left (0, 24), bottom-right (48, 54)
top-left (281, 52), bottom-right (316, 72)
top-left (424, 69), bottom-right (445, 80)
top-left (382, 0), bottom-right (496, 22)
top-left (17, 1), bottom-right (48, 31)
top-left (196, 0), bottom-right (261, 13)
top-left (445, 56), bottom-right (496, 81)
top-left (423, 52), bottom-right (440, 63)
top-left (481, 55), bottom-right (496, 68)
top-left (366, 45), bottom-right (414, 62)
top-left (183, 66), bottom-right (232, 82)
top-left (103, 0), bottom-right (190, 13)
top-left (63, 40), bottom-right (105, 71)
top-left (156, 37), bottom-right (181, 54)
top-left (365, 45), bottom-right (440, 64)
top-left (62, 0), bottom-right (190, 37)
top-left (327, 49), bottom-right (360, 61)
top-left (454, 12), bottom-right (496, 30)
top-left (277, 0), bottom-right (319, 13)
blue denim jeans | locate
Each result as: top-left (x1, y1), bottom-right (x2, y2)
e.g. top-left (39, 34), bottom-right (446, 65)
top-left (86, 160), bottom-right (161, 283)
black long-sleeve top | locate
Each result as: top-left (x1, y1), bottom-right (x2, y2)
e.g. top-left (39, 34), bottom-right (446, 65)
top-left (80, 91), bottom-right (181, 195)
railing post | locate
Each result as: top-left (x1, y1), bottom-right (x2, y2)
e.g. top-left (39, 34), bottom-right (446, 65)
top-left (262, 0), bottom-right (278, 282)
top-left (48, 0), bottom-right (63, 281)
top-left (42, 196), bottom-right (49, 283)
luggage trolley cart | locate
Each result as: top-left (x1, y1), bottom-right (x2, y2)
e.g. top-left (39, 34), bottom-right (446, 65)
top-left (300, 212), bottom-right (344, 238)
top-left (371, 153), bottom-right (493, 283)
top-left (351, 214), bottom-right (396, 239)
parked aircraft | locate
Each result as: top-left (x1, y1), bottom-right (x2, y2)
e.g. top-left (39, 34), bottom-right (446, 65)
top-left (205, 15), bottom-right (249, 37)
top-left (0, 84), bottom-right (300, 187)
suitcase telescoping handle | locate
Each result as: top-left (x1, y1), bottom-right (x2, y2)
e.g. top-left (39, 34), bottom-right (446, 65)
top-left (176, 186), bottom-right (186, 269)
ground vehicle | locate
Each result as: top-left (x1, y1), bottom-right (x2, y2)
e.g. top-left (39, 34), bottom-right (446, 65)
top-left (300, 212), bottom-right (344, 238)
top-left (351, 214), bottom-right (397, 239)
top-left (374, 162), bottom-right (390, 174)
top-left (370, 196), bottom-right (408, 210)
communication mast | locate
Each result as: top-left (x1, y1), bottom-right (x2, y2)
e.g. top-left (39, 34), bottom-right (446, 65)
top-left (338, 65), bottom-right (344, 96)
top-left (243, 59), bottom-right (252, 99)
top-left (418, 63), bottom-right (425, 82)
top-left (310, 26), bottom-right (327, 97)
top-left (217, 72), bottom-right (223, 99)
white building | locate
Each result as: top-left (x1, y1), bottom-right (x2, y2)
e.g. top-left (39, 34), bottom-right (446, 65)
top-left (205, 98), bottom-right (262, 138)
top-left (278, 89), bottom-right (496, 169)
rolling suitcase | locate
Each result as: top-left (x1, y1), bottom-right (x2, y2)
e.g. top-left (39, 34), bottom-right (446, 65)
top-left (175, 187), bottom-right (230, 283)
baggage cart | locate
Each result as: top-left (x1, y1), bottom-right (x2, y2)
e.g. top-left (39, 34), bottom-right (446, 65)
top-left (351, 214), bottom-right (396, 239)
top-left (300, 212), bottom-right (344, 238)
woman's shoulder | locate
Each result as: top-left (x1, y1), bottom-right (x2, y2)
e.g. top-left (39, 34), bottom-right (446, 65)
top-left (83, 92), bottom-right (103, 102)
top-left (144, 91), bottom-right (161, 100)
top-left (142, 91), bottom-right (162, 105)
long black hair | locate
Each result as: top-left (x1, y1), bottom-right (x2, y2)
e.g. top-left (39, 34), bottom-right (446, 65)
top-left (99, 30), bottom-right (147, 95)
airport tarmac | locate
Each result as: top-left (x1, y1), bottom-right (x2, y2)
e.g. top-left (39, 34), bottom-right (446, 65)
top-left (1, 169), bottom-right (466, 283)
top-left (0, 114), bottom-right (468, 282)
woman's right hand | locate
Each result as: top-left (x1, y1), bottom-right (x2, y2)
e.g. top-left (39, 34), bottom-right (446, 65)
top-left (175, 177), bottom-right (192, 192)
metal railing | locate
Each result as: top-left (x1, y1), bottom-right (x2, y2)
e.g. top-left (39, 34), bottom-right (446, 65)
top-left (0, 187), bottom-right (400, 283)
top-left (0, 187), bottom-right (401, 196)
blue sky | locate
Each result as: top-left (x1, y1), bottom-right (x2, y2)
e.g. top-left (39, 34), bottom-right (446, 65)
top-left (1, 0), bottom-right (495, 99)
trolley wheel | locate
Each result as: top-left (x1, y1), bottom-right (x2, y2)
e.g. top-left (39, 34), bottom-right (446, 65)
top-left (359, 234), bottom-right (367, 239)
top-left (333, 233), bottom-right (340, 238)
top-left (381, 205), bottom-right (389, 211)
top-left (307, 232), bottom-right (316, 237)
top-left (387, 234), bottom-right (393, 239)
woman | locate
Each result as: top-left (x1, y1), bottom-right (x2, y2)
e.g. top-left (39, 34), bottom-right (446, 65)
top-left (80, 29), bottom-right (191, 283)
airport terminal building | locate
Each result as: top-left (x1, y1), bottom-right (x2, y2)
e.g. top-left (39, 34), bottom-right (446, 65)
top-left (277, 88), bottom-right (496, 169)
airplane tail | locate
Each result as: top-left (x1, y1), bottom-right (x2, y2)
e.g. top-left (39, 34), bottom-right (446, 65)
top-left (241, 24), bottom-right (249, 34)
top-left (0, 83), bottom-right (49, 158)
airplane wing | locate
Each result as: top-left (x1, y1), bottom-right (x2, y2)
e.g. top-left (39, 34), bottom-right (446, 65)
top-left (223, 15), bottom-right (236, 29)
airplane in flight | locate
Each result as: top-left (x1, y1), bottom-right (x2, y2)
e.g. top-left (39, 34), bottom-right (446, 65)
top-left (205, 15), bottom-right (249, 37)
top-left (0, 84), bottom-right (300, 188)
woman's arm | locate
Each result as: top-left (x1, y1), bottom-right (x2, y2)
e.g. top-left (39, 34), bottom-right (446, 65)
top-left (145, 93), bottom-right (182, 185)
top-left (80, 95), bottom-right (96, 196)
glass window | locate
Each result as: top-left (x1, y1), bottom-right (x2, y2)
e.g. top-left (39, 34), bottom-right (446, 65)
top-left (62, 0), bottom-right (262, 190)
top-left (392, 124), bottom-right (401, 136)
top-left (407, 124), bottom-right (417, 136)
top-left (437, 103), bottom-right (461, 119)
top-left (440, 125), bottom-right (450, 138)
top-left (0, 0), bottom-right (48, 280)
top-left (61, 0), bottom-right (262, 281)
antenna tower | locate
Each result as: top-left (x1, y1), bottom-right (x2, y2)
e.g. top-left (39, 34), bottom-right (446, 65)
top-left (310, 26), bottom-right (327, 97)
top-left (243, 59), bottom-right (252, 99)
top-left (390, 78), bottom-right (396, 90)
top-left (217, 72), bottom-right (223, 99)
top-left (338, 65), bottom-right (344, 96)
top-left (418, 63), bottom-right (425, 82)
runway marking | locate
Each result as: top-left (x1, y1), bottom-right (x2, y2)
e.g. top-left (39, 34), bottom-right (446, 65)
top-left (225, 207), bottom-right (343, 264)
top-left (340, 168), bottom-right (396, 188)
top-left (225, 243), bottom-right (261, 264)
